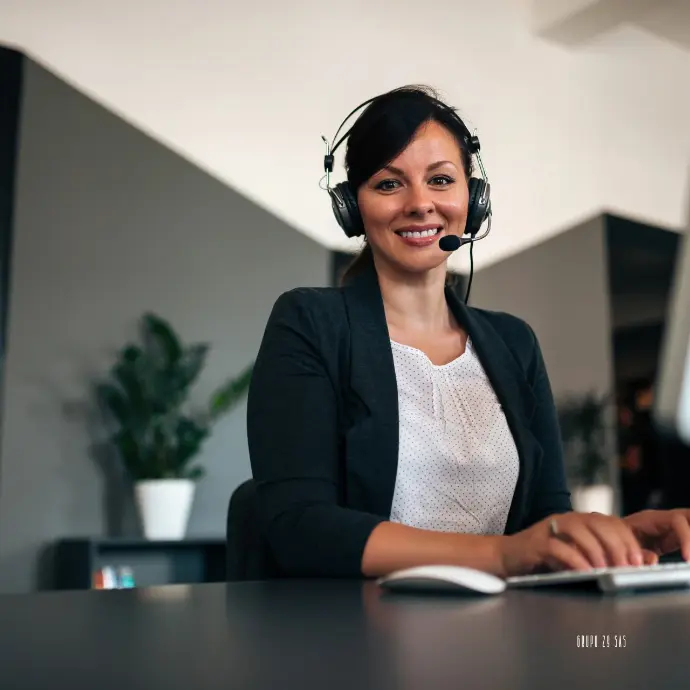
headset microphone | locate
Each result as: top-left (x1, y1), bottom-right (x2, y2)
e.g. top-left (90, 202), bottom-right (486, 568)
top-left (439, 235), bottom-right (461, 252)
top-left (438, 213), bottom-right (492, 252)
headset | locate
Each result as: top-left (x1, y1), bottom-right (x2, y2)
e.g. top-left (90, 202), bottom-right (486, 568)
top-left (320, 92), bottom-right (492, 243)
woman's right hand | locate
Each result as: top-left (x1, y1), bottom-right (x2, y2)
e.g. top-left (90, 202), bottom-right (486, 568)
top-left (499, 511), bottom-right (659, 578)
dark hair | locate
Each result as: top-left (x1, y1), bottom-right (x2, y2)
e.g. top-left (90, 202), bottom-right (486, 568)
top-left (339, 85), bottom-right (474, 286)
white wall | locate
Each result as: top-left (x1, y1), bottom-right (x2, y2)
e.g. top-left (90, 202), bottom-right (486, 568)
top-left (1, 0), bottom-right (689, 274)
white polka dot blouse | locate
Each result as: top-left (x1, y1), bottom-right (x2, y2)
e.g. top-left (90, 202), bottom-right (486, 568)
top-left (389, 337), bottom-right (520, 535)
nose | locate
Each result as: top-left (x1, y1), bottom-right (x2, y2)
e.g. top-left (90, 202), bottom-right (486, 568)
top-left (403, 183), bottom-right (434, 217)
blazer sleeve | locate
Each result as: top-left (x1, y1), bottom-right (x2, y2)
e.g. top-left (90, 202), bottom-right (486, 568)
top-left (522, 326), bottom-right (573, 526)
top-left (246, 290), bottom-right (385, 577)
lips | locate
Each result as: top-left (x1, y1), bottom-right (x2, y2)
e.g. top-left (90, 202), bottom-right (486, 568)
top-left (395, 228), bottom-right (442, 248)
top-left (395, 226), bottom-right (442, 238)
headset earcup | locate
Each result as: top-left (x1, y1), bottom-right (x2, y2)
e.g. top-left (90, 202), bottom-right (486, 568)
top-left (329, 182), bottom-right (364, 238)
top-left (465, 178), bottom-right (490, 237)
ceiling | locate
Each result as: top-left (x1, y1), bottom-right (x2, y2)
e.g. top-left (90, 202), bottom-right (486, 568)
top-left (636, 1), bottom-right (690, 52)
top-left (1, 0), bottom-right (690, 271)
top-left (533, 0), bottom-right (690, 52)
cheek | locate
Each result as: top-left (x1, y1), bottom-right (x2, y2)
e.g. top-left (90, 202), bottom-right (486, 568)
top-left (357, 192), bottom-right (397, 229)
top-left (439, 189), bottom-right (469, 219)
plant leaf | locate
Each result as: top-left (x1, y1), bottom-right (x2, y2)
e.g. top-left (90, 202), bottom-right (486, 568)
top-left (97, 383), bottom-right (130, 427)
top-left (557, 391), bottom-right (611, 486)
top-left (184, 465), bottom-right (206, 481)
top-left (97, 311), bottom-right (248, 482)
top-left (142, 312), bottom-right (183, 368)
top-left (172, 417), bottom-right (209, 469)
top-left (111, 358), bottom-right (150, 426)
top-left (178, 344), bottom-right (210, 389)
top-left (112, 429), bottom-right (144, 479)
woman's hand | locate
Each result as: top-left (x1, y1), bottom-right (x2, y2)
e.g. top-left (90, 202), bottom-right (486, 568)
top-left (499, 511), bottom-right (657, 578)
top-left (623, 509), bottom-right (690, 561)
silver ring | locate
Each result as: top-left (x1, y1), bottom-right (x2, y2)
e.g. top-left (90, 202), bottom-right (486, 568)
top-left (549, 518), bottom-right (559, 537)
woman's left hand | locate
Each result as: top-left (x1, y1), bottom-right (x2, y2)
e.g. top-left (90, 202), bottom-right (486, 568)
top-left (623, 509), bottom-right (690, 562)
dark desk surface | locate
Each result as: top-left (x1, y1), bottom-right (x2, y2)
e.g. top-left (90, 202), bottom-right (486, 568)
top-left (1, 580), bottom-right (690, 690)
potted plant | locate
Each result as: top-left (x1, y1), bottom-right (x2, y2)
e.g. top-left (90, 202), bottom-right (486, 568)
top-left (97, 312), bottom-right (253, 540)
top-left (557, 391), bottom-right (615, 515)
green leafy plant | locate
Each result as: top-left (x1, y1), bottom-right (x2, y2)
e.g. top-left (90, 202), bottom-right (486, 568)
top-left (557, 392), bottom-right (612, 487)
top-left (97, 312), bottom-right (253, 482)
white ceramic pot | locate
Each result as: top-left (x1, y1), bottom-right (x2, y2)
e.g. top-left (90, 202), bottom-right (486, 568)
top-left (572, 484), bottom-right (615, 515)
top-left (134, 479), bottom-right (195, 540)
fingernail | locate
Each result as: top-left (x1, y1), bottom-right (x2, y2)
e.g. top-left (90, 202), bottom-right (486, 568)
top-left (634, 553), bottom-right (643, 566)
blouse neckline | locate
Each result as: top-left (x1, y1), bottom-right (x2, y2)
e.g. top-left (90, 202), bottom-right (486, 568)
top-left (389, 338), bottom-right (472, 370)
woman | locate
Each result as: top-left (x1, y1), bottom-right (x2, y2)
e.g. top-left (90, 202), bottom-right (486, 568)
top-left (247, 84), bottom-right (690, 579)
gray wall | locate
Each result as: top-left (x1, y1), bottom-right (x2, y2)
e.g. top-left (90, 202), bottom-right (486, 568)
top-left (469, 217), bottom-right (620, 504)
top-left (0, 60), bottom-right (330, 593)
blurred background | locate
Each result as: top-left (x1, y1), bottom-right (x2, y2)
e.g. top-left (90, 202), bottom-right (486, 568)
top-left (0, 0), bottom-right (689, 594)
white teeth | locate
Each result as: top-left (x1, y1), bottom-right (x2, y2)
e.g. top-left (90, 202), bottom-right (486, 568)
top-left (400, 228), bottom-right (440, 239)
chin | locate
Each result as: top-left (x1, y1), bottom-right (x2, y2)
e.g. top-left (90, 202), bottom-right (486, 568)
top-left (389, 254), bottom-right (448, 277)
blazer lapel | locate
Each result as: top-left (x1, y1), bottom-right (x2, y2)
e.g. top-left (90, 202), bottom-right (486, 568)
top-left (341, 263), bottom-right (400, 518)
top-left (445, 287), bottom-right (539, 534)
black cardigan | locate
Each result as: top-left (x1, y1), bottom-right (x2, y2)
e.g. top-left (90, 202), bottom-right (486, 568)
top-left (247, 262), bottom-right (572, 577)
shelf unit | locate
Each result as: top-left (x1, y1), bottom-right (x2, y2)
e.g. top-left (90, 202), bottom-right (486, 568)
top-left (51, 537), bottom-right (227, 590)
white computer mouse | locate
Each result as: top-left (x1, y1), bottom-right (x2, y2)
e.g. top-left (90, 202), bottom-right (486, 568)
top-left (377, 565), bottom-right (506, 595)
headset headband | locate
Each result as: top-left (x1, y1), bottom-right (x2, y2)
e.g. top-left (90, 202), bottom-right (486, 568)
top-left (323, 92), bottom-right (481, 178)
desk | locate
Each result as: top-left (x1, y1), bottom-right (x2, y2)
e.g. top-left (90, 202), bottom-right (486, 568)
top-left (1, 580), bottom-right (690, 689)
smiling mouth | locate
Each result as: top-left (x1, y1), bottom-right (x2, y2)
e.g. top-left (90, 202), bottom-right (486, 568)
top-left (395, 227), bottom-right (442, 239)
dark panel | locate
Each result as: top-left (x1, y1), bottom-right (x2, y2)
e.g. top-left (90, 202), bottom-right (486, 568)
top-left (0, 48), bottom-right (23, 500)
top-left (605, 213), bottom-right (681, 384)
top-left (0, 48), bottom-right (21, 363)
top-left (605, 213), bottom-right (686, 511)
top-left (612, 321), bottom-right (666, 384)
top-left (605, 212), bottom-right (680, 298)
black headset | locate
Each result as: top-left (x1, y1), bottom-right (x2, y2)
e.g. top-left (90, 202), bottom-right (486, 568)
top-left (321, 92), bottom-right (492, 241)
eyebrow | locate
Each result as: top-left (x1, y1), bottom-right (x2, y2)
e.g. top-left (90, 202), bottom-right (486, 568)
top-left (381, 160), bottom-right (457, 176)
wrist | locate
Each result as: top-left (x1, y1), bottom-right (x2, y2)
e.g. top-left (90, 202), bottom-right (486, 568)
top-left (490, 535), bottom-right (510, 579)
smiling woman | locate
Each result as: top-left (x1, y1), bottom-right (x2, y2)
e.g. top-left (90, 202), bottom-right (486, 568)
top-left (339, 86), bottom-right (474, 285)
top-left (245, 84), bottom-right (690, 583)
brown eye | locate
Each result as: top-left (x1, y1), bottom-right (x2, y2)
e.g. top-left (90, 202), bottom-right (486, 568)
top-left (375, 179), bottom-right (400, 191)
top-left (431, 175), bottom-right (455, 186)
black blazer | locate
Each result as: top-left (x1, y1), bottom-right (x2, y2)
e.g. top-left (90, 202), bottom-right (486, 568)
top-left (247, 261), bottom-right (572, 577)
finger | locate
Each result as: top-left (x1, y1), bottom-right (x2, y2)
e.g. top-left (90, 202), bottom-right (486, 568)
top-left (670, 512), bottom-right (690, 562)
top-left (546, 537), bottom-right (595, 572)
top-left (587, 516), bottom-right (643, 567)
top-left (642, 549), bottom-right (659, 566)
top-left (615, 517), bottom-right (646, 565)
top-left (554, 521), bottom-right (608, 568)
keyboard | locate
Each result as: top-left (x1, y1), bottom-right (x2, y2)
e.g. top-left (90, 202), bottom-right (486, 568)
top-left (506, 561), bottom-right (690, 593)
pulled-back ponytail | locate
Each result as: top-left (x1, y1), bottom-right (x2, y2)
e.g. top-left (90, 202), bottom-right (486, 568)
top-left (339, 242), bottom-right (373, 286)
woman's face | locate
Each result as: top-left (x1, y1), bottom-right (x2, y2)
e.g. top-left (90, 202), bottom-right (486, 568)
top-left (357, 120), bottom-right (469, 276)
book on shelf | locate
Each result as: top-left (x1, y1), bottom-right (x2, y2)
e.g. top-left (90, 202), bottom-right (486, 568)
top-left (92, 565), bottom-right (136, 590)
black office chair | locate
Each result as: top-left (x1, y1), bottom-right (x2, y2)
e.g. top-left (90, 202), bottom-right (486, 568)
top-left (226, 478), bottom-right (281, 581)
